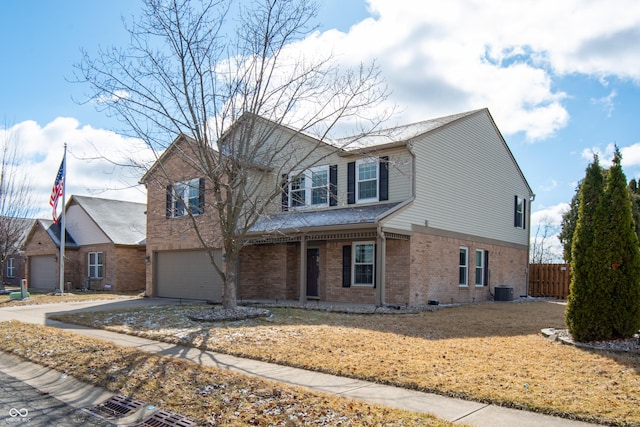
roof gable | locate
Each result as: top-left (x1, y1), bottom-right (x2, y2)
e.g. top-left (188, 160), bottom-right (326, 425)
top-left (69, 196), bottom-right (146, 245)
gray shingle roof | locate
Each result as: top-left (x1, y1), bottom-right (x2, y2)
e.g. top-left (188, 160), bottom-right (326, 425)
top-left (249, 203), bottom-right (402, 234)
top-left (40, 219), bottom-right (78, 248)
top-left (336, 109), bottom-right (482, 149)
top-left (71, 196), bottom-right (146, 245)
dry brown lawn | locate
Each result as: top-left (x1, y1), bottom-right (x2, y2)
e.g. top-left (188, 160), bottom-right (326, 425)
top-left (50, 300), bottom-right (640, 426)
top-left (0, 321), bottom-right (453, 426)
top-left (0, 289), bottom-right (142, 307)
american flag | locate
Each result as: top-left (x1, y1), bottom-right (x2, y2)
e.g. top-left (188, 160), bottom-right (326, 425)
top-left (49, 156), bottom-right (65, 224)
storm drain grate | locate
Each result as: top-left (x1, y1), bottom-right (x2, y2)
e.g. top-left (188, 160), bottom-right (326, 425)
top-left (134, 410), bottom-right (197, 427)
top-left (91, 394), bottom-right (145, 419)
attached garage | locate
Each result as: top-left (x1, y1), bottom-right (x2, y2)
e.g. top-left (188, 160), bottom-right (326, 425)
top-left (155, 250), bottom-right (223, 302)
top-left (29, 255), bottom-right (56, 289)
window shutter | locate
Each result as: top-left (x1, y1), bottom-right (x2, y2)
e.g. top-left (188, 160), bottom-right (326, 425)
top-left (198, 178), bottom-right (205, 213)
top-left (166, 185), bottom-right (173, 218)
top-left (379, 156), bottom-right (389, 201)
top-left (347, 162), bottom-right (355, 204)
top-left (373, 244), bottom-right (377, 289)
top-left (281, 174), bottom-right (289, 212)
top-left (514, 195), bottom-right (518, 227)
top-left (329, 165), bottom-right (338, 206)
top-left (484, 250), bottom-right (489, 286)
top-left (522, 199), bottom-right (526, 229)
top-left (342, 245), bottom-right (351, 287)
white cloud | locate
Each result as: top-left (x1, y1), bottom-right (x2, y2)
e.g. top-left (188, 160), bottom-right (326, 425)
top-left (531, 203), bottom-right (570, 228)
top-left (291, 0), bottom-right (640, 141)
top-left (591, 89), bottom-right (617, 117)
top-left (2, 119), bottom-right (153, 219)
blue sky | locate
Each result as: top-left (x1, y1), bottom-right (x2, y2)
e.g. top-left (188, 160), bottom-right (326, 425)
top-left (2, 0), bottom-right (640, 260)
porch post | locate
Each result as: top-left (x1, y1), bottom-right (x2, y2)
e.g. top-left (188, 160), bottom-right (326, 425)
top-left (376, 230), bottom-right (386, 306)
top-left (299, 236), bottom-right (307, 304)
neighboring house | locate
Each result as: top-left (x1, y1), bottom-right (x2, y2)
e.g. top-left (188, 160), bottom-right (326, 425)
top-left (1, 217), bottom-right (34, 287)
top-left (141, 108), bottom-right (533, 306)
top-left (22, 195), bottom-right (147, 291)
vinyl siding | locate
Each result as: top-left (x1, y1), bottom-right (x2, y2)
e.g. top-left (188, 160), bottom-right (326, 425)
top-left (383, 110), bottom-right (531, 246)
top-left (65, 204), bottom-right (110, 245)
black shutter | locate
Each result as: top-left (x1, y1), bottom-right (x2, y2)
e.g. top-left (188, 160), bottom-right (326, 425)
top-left (522, 199), bottom-right (526, 230)
top-left (329, 165), bottom-right (338, 206)
top-left (373, 244), bottom-right (377, 289)
top-left (342, 245), bottom-right (351, 287)
top-left (514, 195), bottom-right (518, 227)
top-left (484, 250), bottom-right (489, 286)
top-left (166, 185), bottom-right (173, 218)
top-left (347, 162), bottom-right (355, 204)
top-left (281, 173), bottom-right (289, 212)
top-left (198, 178), bottom-right (205, 214)
top-left (379, 156), bottom-right (389, 201)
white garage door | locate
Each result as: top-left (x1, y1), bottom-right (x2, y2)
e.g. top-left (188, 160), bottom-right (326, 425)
top-left (30, 255), bottom-right (56, 289)
top-left (155, 250), bottom-right (223, 302)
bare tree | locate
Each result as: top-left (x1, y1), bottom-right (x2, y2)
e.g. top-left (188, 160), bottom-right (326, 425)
top-left (77, 0), bottom-right (390, 308)
top-left (530, 215), bottom-right (561, 264)
top-left (0, 125), bottom-right (36, 287)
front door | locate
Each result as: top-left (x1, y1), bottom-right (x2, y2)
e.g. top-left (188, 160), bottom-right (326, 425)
top-left (306, 248), bottom-right (320, 298)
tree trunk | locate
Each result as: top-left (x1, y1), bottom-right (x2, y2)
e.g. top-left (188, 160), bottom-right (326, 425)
top-left (222, 253), bottom-right (238, 309)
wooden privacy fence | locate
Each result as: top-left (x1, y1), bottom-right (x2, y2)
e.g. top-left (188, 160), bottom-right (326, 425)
top-left (529, 263), bottom-right (570, 299)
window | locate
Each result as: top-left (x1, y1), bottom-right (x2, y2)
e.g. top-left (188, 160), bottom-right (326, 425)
top-left (459, 247), bottom-right (468, 286)
top-left (6, 258), bottom-right (14, 278)
top-left (347, 157), bottom-right (388, 205)
top-left (353, 242), bottom-right (375, 286)
top-left (514, 196), bottom-right (526, 229)
top-left (288, 166), bottom-right (330, 209)
top-left (475, 250), bottom-right (485, 286)
top-left (167, 178), bottom-right (204, 218)
top-left (356, 158), bottom-right (378, 202)
top-left (88, 252), bottom-right (104, 279)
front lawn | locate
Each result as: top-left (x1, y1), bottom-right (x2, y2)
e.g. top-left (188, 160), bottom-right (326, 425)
top-left (49, 300), bottom-right (640, 425)
top-left (0, 321), bottom-right (453, 426)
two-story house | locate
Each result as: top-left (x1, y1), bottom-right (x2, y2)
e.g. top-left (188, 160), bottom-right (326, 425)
top-left (142, 108), bottom-right (533, 306)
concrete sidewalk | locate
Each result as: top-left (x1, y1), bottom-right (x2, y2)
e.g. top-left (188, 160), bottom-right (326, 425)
top-left (0, 298), bottom-right (595, 426)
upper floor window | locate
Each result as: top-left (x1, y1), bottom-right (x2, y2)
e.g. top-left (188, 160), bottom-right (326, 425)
top-left (356, 158), bottom-right (378, 202)
top-left (6, 258), bottom-right (14, 278)
top-left (514, 196), bottom-right (526, 229)
top-left (285, 165), bottom-right (336, 210)
top-left (88, 252), bottom-right (104, 279)
top-left (167, 178), bottom-right (205, 218)
top-left (348, 156), bottom-right (389, 205)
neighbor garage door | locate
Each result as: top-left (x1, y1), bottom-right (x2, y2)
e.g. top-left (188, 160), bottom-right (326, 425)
top-left (155, 250), bottom-right (223, 302)
top-left (30, 255), bottom-right (56, 289)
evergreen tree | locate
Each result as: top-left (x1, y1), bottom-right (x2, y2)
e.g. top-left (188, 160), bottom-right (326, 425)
top-left (566, 155), bottom-right (608, 341)
top-left (627, 178), bottom-right (640, 241)
top-left (601, 149), bottom-right (640, 337)
top-left (558, 184), bottom-right (580, 264)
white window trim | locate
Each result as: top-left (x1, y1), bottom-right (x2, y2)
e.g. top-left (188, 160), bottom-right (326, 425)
top-left (88, 252), bottom-right (104, 279)
top-left (475, 249), bottom-right (485, 287)
top-left (355, 158), bottom-right (379, 204)
top-left (459, 247), bottom-right (468, 287)
top-left (352, 241), bottom-right (375, 286)
top-left (289, 165), bottom-right (330, 209)
top-left (6, 258), bottom-right (14, 278)
top-left (171, 178), bottom-right (202, 218)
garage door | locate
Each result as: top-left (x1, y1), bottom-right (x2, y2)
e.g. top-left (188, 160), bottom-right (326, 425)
top-left (155, 250), bottom-right (223, 302)
top-left (30, 255), bottom-right (56, 289)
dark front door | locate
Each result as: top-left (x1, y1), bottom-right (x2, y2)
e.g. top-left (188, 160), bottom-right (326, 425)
top-left (306, 248), bottom-right (320, 298)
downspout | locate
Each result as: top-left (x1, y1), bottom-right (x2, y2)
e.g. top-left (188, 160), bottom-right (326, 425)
top-left (526, 193), bottom-right (536, 297)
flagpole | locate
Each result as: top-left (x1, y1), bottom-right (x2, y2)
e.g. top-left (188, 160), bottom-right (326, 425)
top-left (58, 144), bottom-right (67, 295)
